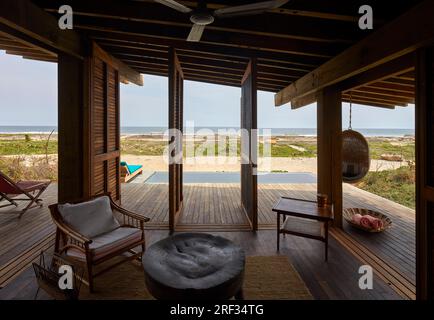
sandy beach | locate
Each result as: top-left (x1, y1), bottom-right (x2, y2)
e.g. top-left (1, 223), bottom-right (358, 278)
top-left (0, 133), bottom-right (413, 174)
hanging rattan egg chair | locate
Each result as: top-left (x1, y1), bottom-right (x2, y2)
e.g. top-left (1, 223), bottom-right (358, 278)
top-left (342, 98), bottom-right (371, 183)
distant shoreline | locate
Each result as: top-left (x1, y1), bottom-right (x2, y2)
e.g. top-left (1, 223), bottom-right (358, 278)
top-left (0, 126), bottom-right (416, 138)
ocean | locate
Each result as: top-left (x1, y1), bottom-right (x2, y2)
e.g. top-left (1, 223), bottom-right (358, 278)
top-left (0, 126), bottom-right (415, 137)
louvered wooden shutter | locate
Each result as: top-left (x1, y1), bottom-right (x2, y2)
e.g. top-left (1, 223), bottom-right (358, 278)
top-left (90, 47), bottom-right (121, 202)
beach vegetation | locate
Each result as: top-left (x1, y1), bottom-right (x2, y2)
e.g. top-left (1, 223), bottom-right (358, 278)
top-left (0, 135), bottom-right (57, 155)
top-left (0, 156), bottom-right (57, 181)
top-left (356, 165), bottom-right (415, 209)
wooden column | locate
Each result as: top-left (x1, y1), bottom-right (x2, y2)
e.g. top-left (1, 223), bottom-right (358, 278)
top-left (57, 53), bottom-right (91, 202)
top-left (415, 47), bottom-right (434, 300)
top-left (317, 87), bottom-right (343, 227)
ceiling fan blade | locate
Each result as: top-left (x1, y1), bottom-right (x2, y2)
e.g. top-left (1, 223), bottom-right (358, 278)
top-left (187, 24), bottom-right (205, 42)
top-left (214, 0), bottom-right (289, 18)
top-left (154, 0), bottom-right (192, 13)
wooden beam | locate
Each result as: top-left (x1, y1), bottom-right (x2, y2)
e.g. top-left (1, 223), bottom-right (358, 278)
top-left (0, 43), bottom-right (36, 52)
top-left (395, 71), bottom-right (415, 81)
top-left (275, 0), bottom-right (434, 106)
top-left (0, 0), bottom-right (83, 58)
top-left (370, 81), bottom-right (414, 93)
top-left (339, 54), bottom-right (415, 93)
top-left (92, 42), bottom-right (143, 86)
top-left (5, 49), bottom-right (48, 57)
top-left (23, 55), bottom-right (57, 63)
top-left (289, 54), bottom-right (415, 110)
top-left (381, 78), bottom-right (414, 87)
top-left (342, 96), bottom-right (398, 109)
top-left (343, 92), bottom-right (409, 106)
top-left (341, 98), bottom-right (396, 110)
top-left (317, 87), bottom-right (343, 228)
top-left (351, 87), bottom-right (414, 100)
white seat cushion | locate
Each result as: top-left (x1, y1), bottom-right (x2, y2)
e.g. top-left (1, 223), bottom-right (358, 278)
top-left (67, 227), bottom-right (143, 261)
top-left (281, 215), bottom-right (325, 238)
top-left (58, 196), bottom-right (120, 238)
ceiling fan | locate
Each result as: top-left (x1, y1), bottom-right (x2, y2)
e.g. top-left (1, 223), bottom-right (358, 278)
top-left (152, 0), bottom-right (289, 42)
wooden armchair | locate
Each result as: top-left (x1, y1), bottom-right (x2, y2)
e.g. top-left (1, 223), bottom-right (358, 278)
top-left (48, 193), bottom-right (150, 292)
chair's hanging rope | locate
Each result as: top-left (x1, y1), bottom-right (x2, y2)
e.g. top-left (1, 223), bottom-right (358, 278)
top-left (349, 93), bottom-right (353, 130)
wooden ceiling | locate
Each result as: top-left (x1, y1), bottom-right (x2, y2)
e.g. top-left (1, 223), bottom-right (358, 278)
top-left (0, 31), bottom-right (57, 62)
top-left (6, 0), bottom-right (422, 107)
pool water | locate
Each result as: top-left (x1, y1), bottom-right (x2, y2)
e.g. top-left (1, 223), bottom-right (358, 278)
top-left (144, 172), bottom-right (316, 184)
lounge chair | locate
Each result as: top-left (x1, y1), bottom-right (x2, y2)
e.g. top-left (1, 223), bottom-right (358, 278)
top-left (0, 171), bottom-right (51, 217)
top-left (49, 193), bottom-right (150, 292)
top-left (120, 161), bottom-right (143, 183)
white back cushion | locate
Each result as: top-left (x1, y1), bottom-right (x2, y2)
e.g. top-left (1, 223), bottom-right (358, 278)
top-left (58, 196), bottom-right (120, 239)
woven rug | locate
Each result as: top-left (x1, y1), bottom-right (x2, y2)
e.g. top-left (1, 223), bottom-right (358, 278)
top-left (80, 255), bottom-right (312, 300)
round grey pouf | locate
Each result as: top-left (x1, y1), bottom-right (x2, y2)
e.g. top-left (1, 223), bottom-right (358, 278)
top-left (142, 233), bottom-right (245, 300)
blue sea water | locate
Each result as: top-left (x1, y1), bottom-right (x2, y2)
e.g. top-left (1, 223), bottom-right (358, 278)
top-left (0, 126), bottom-right (415, 137)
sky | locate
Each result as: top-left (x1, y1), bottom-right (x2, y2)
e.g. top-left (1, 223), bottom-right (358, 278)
top-left (0, 51), bottom-right (415, 129)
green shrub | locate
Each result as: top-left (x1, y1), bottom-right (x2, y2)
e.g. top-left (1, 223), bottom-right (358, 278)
top-left (356, 166), bottom-right (415, 209)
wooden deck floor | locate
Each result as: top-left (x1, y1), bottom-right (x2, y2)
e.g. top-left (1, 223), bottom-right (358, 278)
top-left (0, 182), bottom-right (415, 299)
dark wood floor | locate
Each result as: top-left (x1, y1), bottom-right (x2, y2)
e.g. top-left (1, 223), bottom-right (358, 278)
top-left (0, 229), bottom-right (402, 300)
top-left (342, 186), bottom-right (415, 285)
top-left (0, 182), bottom-right (415, 299)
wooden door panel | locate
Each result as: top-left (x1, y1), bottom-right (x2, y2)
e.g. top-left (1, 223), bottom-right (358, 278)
top-left (89, 44), bottom-right (121, 202)
top-left (168, 48), bottom-right (184, 232)
top-left (240, 59), bottom-right (258, 231)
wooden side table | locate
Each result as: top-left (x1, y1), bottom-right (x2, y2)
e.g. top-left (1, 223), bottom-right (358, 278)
top-left (272, 197), bottom-right (334, 261)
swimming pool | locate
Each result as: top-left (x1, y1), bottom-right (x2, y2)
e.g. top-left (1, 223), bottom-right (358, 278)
top-left (144, 172), bottom-right (316, 184)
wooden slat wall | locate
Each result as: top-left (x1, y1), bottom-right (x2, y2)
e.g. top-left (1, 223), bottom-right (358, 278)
top-left (240, 59), bottom-right (258, 230)
top-left (168, 47), bottom-right (184, 232)
top-left (90, 43), bottom-right (121, 202)
top-left (415, 47), bottom-right (434, 299)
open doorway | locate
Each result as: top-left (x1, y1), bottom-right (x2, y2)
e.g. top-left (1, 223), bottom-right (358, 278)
top-left (339, 99), bottom-right (416, 299)
top-left (118, 75), bottom-right (169, 227)
top-left (256, 92), bottom-right (318, 229)
top-left (177, 80), bottom-right (249, 229)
